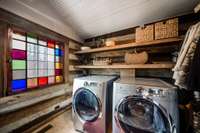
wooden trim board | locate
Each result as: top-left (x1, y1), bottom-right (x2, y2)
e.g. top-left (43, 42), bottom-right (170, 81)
top-left (76, 37), bottom-right (182, 54)
top-left (75, 63), bottom-right (174, 69)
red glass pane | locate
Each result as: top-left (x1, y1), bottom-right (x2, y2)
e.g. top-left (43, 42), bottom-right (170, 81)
top-left (38, 77), bottom-right (48, 86)
top-left (11, 49), bottom-right (26, 59)
top-left (55, 69), bottom-right (62, 76)
top-left (48, 40), bottom-right (54, 48)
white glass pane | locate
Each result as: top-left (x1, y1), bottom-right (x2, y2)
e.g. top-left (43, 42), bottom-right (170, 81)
top-left (38, 53), bottom-right (47, 61)
top-left (39, 40), bottom-right (47, 46)
top-left (27, 52), bottom-right (37, 60)
top-left (12, 39), bottom-right (26, 50)
top-left (38, 61), bottom-right (48, 69)
top-left (27, 61), bottom-right (37, 69)
top-left (27, 36), bottom-right (37, 43)
top-left (48, 62), bottom-right (54, 69)
top-left (48, 48), bottom-right (54, 55)
top-left (48, 76), bottom-right (55, 84)
top-left (38, 46), bottom-right (47, 54)
top-left (48, 69), bottom-right (55, 76)
top-left (28, 70), bottom-right (38, 78)
top-left (27, 43), bottom-right (37, 52)
top-left (12, 33), bottom-right (26, 41)
top-left (38, 69), bottom-right (47, 77)
top-left (56, 56), bottom-right (60, 62)
top-left (48, 55), bottom-right (54, 62)
top-left (13, 70), bottom-right (26, 80)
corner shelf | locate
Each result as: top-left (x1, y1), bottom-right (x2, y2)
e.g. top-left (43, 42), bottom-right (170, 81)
top-left (75, 37), bottom-right (183, 54)
top-left (75, 63), bottom-right (175, 69)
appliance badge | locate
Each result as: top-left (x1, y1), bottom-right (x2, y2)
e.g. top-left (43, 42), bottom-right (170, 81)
top-left (84, 81), bottom-right (97, 87)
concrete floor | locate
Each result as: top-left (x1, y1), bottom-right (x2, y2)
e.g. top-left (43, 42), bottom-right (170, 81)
top-left (32, 110), bottom-right (77, 133)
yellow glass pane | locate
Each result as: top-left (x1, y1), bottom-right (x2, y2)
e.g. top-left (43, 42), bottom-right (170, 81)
top-left (55, 63), bottom-right (63, 69)
top-left (56, 76), bottom-right (63, 83)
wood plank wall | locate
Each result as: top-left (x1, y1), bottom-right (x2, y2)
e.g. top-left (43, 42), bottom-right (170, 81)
top-left (82, 13), bottom-right (200, 78)
top-left (0, 8), bottom-right (83, 132)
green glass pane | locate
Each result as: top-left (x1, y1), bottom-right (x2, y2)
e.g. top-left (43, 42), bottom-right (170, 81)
top-left (12, 60), bottom-right (26, 70)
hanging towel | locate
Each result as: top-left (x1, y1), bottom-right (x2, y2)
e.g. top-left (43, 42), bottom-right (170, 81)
top-left (173, 22), bottom-right (200, 89)
top-left (187, 39), bottom-right (200, 90)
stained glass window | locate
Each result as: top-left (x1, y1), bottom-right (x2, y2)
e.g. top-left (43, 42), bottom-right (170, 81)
top-left (10, 31), bottom-right (64, 93)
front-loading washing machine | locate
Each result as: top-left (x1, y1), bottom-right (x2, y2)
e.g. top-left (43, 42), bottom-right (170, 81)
top-left (113, 78), bottom-right (179, 133)
top-left (72, 75), bottom-right (117, 133)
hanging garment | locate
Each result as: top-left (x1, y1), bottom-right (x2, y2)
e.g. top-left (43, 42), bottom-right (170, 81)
top-left (186, 39), bottom-right (200, 90)
top-left (173, 22), bottom-right (200, 89)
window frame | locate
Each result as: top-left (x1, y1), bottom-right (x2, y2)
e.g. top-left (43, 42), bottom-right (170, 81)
top-left (7, 27), bottom-right (66, 95)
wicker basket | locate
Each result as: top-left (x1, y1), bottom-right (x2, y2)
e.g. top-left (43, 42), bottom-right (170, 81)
top-left (135, 24), bottom-right (154, 43)
top-left (155, 18), bottom-right (178, 40)
top-left (125, 51), bottom-right (148, 64)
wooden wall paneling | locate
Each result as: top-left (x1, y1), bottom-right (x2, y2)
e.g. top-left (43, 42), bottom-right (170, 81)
top-left (0, 8), bottom-right (83, 43)
top-left (0, 97), bottom-right (72, 132)
top-left (64, 41), bottom-right (69, 83)
top-left (0, 84), bottom-right (72, 114)
top-left (0, 22), bottom-right (7, 97)
top-left (69, 40), bottom-right (83, 86)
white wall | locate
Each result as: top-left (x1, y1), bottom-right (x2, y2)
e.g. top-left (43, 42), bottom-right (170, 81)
top-left (0, 0), bottom-right (83, 42)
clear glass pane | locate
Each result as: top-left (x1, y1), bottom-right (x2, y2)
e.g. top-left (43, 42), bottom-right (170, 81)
top-left (27, 70), bottom-right (38, 78)
top-left (56, 56), bottom-right (60, 62)
top-left (27, 36), bottom-right (37, 43)
top-left (48, 76), bottom-right (55, 84)
top-left (12, 70), bottom-right (26, 80)
top-left (48, 55), bottom-right (54, 62)
top-left (27, 43), bottom-right (37, 52)
top-left (38, 46), bottom-right (47, 54)
top-left (38, 69), bottom-right (48, 77)
top-left (12, 39), bottom-right (26, 50)
top-left (48, 62), bottom-right (54, 69)
top-left (39, 40), bottom-right (47, 46)
top-left (48, 48), bottom-right (54, 55)
top-left (12, 33), bottom-right (26, 41)
top-left (27, 61), bottom-right (38, 69)
top-left (27, 52), bottom-right (38, 60)
top-left (12, 60), bottom-right (26, 70)
top-left (38, 61), bottom-right (48, 69)
top-left (38, 53), bottom-right (47, 61)
top-left (48, 69), bottom-right (55, 76)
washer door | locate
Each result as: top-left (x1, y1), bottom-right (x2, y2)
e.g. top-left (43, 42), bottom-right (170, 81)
top-left (115, 96), bottom-right (171, 133)
top-left (73, 88), bottom-right (101, 122)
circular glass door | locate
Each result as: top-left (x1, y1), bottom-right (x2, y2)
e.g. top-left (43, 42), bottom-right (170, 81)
top-left (73, 88), bottom-right (100, 122)
top-left (115, 96), bottom-right (171, 133)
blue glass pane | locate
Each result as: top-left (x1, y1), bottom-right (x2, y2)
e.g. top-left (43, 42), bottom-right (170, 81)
top-left (55, 49), bottom-right (60, 56)
top-left (12, 79), bottom-right (26, 92)
top-left (55, 49), bottom-right (63, 56)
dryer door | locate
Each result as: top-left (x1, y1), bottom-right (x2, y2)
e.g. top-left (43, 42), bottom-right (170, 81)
top-left (73, 87), bottom-right (101, 122)
top-left (115, 96), bottom-right (172, 133)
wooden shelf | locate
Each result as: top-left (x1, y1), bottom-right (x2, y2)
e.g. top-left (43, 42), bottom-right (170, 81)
top-left (75, 63), bottom-right (175, 69)
top-left (75, 37), bottom-right (182, 54)
top-left (69, 53), bottom-right (79, 61)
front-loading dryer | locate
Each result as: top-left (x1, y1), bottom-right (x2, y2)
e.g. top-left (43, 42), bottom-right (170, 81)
top-left (113, 78), bottom-right (179, 133)
top-left (72, 75), bottom-right (117, 133)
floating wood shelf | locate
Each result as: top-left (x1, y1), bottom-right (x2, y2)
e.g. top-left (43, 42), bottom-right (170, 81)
top-left (69, 53), bottom-right (79, 61)
top-left (75, 37), bottom-right (182, 54)
top-left (69, 65), bottom-right (82, 71)
top-left (75, 63), bottom-right (175, 69)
